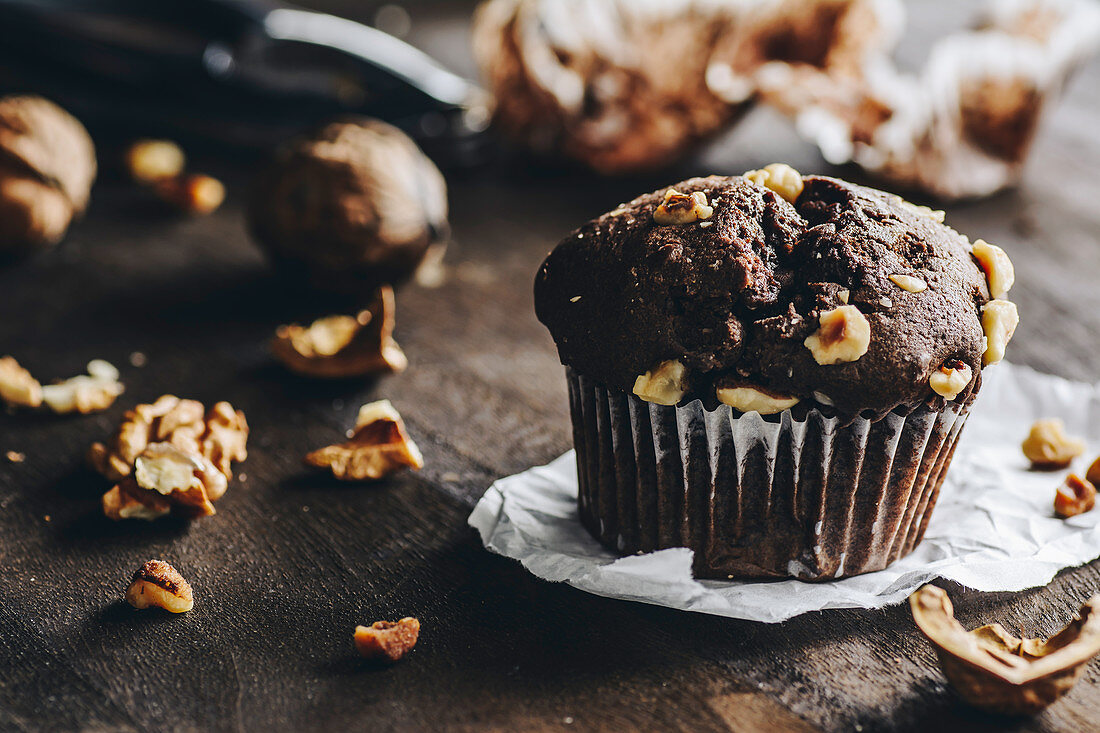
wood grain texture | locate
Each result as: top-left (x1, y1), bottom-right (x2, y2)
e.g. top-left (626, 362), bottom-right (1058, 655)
top-left (1, 1), bottom-right (1100, 731)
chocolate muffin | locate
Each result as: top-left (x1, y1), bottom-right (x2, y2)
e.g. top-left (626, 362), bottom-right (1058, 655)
top-left (534, 166), bottom-right (1019, 579)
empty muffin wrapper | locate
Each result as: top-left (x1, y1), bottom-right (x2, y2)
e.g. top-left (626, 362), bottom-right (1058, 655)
top-left (469, 362), bottom-right (1100, 622)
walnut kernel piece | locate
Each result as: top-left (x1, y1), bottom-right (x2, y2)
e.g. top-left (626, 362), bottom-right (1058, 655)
top-left (742, 163), bottom-right (803, 203)
top-left (41, 359), bottom-right (124, 414)
top-left (102, 483), bottom-right (170, 521)
top-left (125, 560), bottom-right (193, 613)
top-left (153, 173), bottom-right (225, 216)
top-left (910, 584), bottom-right (1100, 715)
top-left (972, 239), bottom-right (1015, 299)
top-left (271, 286), bottom-right (407, 378)
top-left (889, 274), bottom-right (927, 293)
top-left (981, 299), bottom-right (1018, 366)
top-left (1055, 474), bottom-right (1097, 519)
top-left (89, 395), bottom-right (247, 483)
top-left (1022, 418), bottom-right (1084, 470)
top-left (354, 617), bottom-right (420, 662)
top-left (1086, 456), bottom-right (1100, 487)
top-left (929, 360), bottom-right (973, 401)
top-left (653, 189), bottom-right (713, 225)
top-left (896, 200), bottom-right (947, 223)
top-left (804, 305), bottom-right (871, 365)
top-left (125, 140), bottom-right (185, 184)
top-left (305, 400), bottom-right (424, 481)
top-left (632, 359), bottom-right (687, 406)
top-left (103, 443), bottom-right (226, 521)
top-left (0, 356), bottom-right (42, 408)
top-left (716, 384), bottom-right (799, 415)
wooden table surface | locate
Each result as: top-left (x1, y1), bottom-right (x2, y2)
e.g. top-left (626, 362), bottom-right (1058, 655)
top-left (3, 2), bottom-right (1100, 731)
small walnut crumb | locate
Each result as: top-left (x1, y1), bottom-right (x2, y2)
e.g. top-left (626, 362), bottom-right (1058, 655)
top-left (89, 395), bottom-right (247, 483)
top-left (125, 560), bottom-right (193, 613)
top-left (0, 356), bottom-right (42, 408)
top-left (653, 189), bottom-right (713, 225)
top-left (632, 359), bottom-right (687, 406)
top-left (742, 163), bottom-right (804, 203)
top-left (804, 305), bottom-right (871, 365)
top-left (716, 384), bottom-right (799, 415)
top-left (41, 359), bottom-right (124, 414)
top-left (153, 173), bottom-right (225, 215)
top-left (972, 239), bottom-right (1015, 299)
top-left (125, 140), bottom-right (185, 184)
top-left (889, 274), bottom-right (927, 293)
top-left (272, 286), bottom-right (406, 379)
top-left (981, 299), bottom-right (1018, 365)
top-left (354, 617), bottom-right (420, 662)
top-left (1055, 474), bottom-right (1097, 518)
top-left (305, 400), bottom-right (424, 481)
top-left (837, 289), bottom-right (850, 304)
top-left (6, 450), bottom-right (24, 463)
top-left (929, 360), bottom-right (973, 401)
top-left (1022, 418), bottom-right (1085, 469)
top-left (129, 351), bottom-right (147, 368)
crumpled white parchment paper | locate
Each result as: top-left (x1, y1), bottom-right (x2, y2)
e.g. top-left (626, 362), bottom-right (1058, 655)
top-left (468, 363), bottom-right (1100, 622)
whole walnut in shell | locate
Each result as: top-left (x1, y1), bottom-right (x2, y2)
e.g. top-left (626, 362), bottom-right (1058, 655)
top-left (248, 119), bottom-right (448, 299)
top-left (0, 95), bottom-right (96, 256)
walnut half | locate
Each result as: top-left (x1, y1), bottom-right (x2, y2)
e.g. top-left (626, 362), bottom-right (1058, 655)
top-left (271, 286), bottom-right (407, 378)
top-left (89, 395), bottom-right (247, 483)
top-left (305, 400), bottom-right (423, 481)
top-left (910, 585), bottom-right (1100, 715)
top-left (102, 443), bottom-right (227, 520)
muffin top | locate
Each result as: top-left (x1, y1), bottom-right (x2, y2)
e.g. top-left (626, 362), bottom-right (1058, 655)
top-left (534, 168), bottom-right (1019, 418)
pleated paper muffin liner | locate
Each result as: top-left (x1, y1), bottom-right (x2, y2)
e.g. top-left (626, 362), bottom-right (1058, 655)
top-left (567, 369), bottom-right (972, 580)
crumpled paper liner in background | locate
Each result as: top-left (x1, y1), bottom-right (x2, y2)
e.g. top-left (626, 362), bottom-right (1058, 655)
top-left (469, 363), bottom-right (1100, 623)
top-left (473, 0), bottom-right (1100, 199)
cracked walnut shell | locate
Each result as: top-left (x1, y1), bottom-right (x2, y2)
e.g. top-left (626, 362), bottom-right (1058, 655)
top-left (272, 286), bottom-right (407, 378)
top-left (0, 95), bottom-right (96, 255)
top-left (88, 395), bottom-right (247, 483)
top-left (305, 400), bottom-right (423, 481)
top-left (355, 617), bottom-right (420, 662)
top-left (126, 560), bottom-right (193, 613)
top-left (910, 585), bottom-right (1100, 715)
